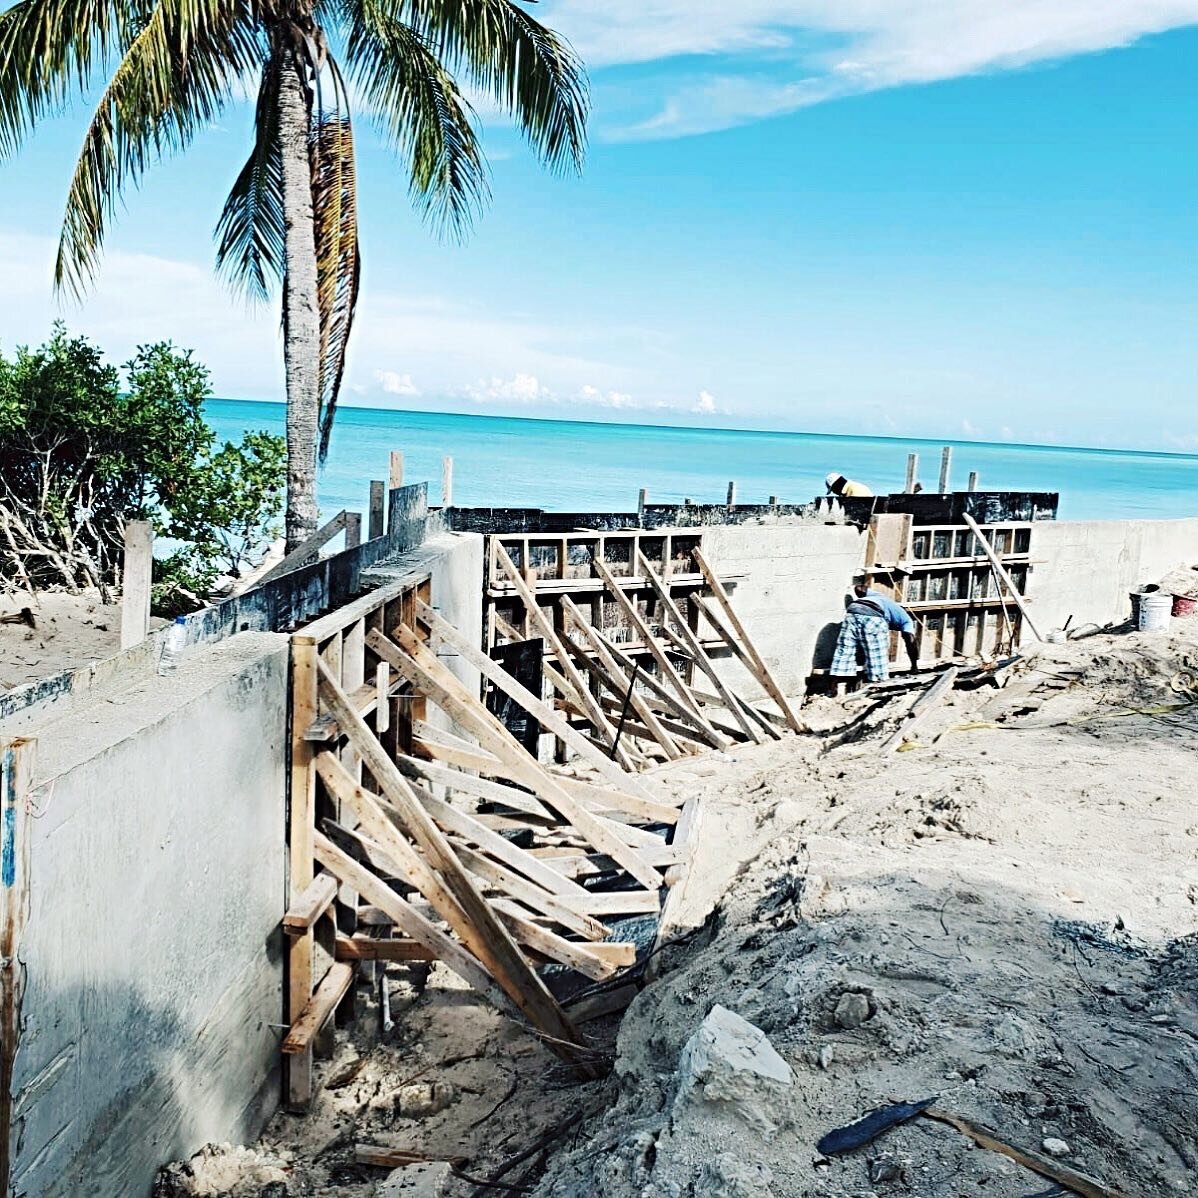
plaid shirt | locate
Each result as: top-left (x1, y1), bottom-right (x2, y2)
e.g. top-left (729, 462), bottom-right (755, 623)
top-left (830, 610), bottom-right (891, 681)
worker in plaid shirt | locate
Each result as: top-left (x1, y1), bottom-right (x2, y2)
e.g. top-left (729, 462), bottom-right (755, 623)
top-left (830, 581), bottom-right (919, 686)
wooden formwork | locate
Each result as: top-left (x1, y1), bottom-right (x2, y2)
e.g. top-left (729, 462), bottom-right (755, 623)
top-left (280, 566), bottom-right (725, 1110)
top-left (866, 514), bottom-right (1037, 665)
top-left (285, 569), bottom-right (430, 1110)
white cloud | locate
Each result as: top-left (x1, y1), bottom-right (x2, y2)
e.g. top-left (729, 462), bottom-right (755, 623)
top-left (374, 369), bottom-right (420, 397)
top-left (693, 389), bottom-right (720, 415)
top-left (464, 372), bottom-right (551, 403)
top-left (541, 1), bottom-right (1198, 138)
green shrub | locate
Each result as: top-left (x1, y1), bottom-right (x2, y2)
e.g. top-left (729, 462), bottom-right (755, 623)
top-left (0, 324), bottom-right (285, 612)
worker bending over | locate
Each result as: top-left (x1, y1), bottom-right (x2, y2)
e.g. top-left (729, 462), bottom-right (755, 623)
top-left (825, 472), bottom-right (873, 498)
top-left (830, 581), bottom-right (919, 686)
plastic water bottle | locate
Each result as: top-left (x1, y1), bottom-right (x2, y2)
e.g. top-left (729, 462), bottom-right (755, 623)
top-left (158, 616), bottom-right (188, 675)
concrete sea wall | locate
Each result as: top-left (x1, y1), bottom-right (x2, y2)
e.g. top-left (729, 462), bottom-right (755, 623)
top-left (7, 633), bottom-right (289, 1198)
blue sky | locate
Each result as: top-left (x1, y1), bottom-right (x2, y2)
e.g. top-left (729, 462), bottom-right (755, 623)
top-left (1, 2), bottom-right (1196, 449)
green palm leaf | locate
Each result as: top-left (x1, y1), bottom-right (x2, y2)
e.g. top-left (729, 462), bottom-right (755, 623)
top-left (0, 0), bottom-right (137, 157)
top-left (342, 0), bottom-right (491, 236)
top-left (53, 0), bottom-right (262, 294)
top-left (215, 45), bottom-right (286, 302)
top-left (388, 0), bottom-right (588, 172)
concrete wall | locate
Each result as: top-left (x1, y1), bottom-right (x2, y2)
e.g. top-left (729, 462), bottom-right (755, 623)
top-left (698, 521), bottom-right (868, 697)
top-left (1027, 518), bottom-right (1198, 635)
top-left (6, 633), bottom-right (289, 1198)
top-left (0, 531), bottom-right (484, 1198)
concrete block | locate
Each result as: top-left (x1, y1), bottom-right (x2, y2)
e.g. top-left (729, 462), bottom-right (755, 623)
top-left (674, 1005), bottom-right (793, 1133)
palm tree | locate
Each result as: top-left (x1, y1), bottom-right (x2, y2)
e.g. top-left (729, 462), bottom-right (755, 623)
top-left (0, 0), bottom-right (587, 547)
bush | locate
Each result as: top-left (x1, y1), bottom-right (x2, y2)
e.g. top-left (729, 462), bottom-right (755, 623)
top-left (0, 325), bottom-right (285, 611)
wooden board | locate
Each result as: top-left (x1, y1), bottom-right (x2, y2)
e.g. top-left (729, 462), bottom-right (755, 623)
top-left (282, 963), bottom-right (354, 1054)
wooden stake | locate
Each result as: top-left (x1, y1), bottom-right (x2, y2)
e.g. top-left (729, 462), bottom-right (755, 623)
top-left (692, 548), bottom-right (805, 733)
top-left (314, 832), bottom-right (510, 1012)
top-left (904, 453), bottom-right (919, 494)
top-left (938, 445), bottom-right (952, 493)
top-left (880, 666), bottom-right (959, 752)
top-left (967, 471), bottom-right (979, 492)
top-left (561, 596), bottom-right (683, 761)
top-left (368, 480), bottom-right (385, 540)
top-left (377, 627), bottom-right (664, 892)
top-left (442, 456), bottom-right (454, 507)
top-left (590, 557), bottom-right (725, 743)
top-left (389, 450), bottom-right (404, 490)
top-left (286, 640), bottom-right (318, 1110)
top-left (726, 480), bottom-right (737, 508)
top-left (119, 520), bottom-right (153, 649)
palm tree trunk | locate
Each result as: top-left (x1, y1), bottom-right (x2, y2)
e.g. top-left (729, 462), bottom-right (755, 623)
top-left (278, 47), bottom-right (320, 549)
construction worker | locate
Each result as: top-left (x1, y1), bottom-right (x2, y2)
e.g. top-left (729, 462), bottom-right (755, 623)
top-left (825, 472), bottom-right (874, 498)
top-left (830, 581), bottom-right (920, 686)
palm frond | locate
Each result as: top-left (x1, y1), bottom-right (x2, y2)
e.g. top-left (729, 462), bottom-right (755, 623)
top-left (0, 0), bottom-right (138, 157)
top-left (311, 57), bottom-right (359, 460)
top-left (341, 0), bottom-right (489, 237)
top-left (53, 0), bottom-right (262, 295)
top-left (215, 46), bottom-right (285, 302)
top-left (382, 0), bottom-right (588, 173)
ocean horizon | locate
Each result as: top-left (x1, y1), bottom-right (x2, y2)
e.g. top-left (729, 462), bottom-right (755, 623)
top-left (204, 399), bottom-right (1198, 523)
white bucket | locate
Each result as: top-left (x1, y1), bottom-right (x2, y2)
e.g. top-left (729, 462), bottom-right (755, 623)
top-left (1138, 592), bottom-right (1172, 633)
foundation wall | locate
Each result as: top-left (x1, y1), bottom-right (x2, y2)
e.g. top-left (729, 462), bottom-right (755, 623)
top-left (1026, 518), bottom-right (1198, 635)
top-left (7, 633), bottom-right (289, 1198)
top-left (697, 522), bottom-right (868, 697)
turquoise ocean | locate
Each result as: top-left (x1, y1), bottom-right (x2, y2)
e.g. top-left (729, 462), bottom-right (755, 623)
top-left (205, 399), bottom-right (1198, 523)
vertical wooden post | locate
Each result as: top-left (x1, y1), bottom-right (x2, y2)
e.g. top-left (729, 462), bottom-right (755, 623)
top-left (442, 456), bottom-right (454, 507)
top-left (344, 512), bottom-right (362, 549)
top-left (119, 520), bottom-right (153, 649)
top-left (904, 453), bottom-right (919, 494)
top-left (938, 446), bottom-right (952, 493)
top-left (967, 471), bottom-right (979, 492)
top-left (0, 736), bottom-right (33, 1196)
top-left (368, 481), bottom-right (385, 540)
top-left (683, 497), bottom-right (692, 506)
top-left (637, 489), bottom-right (647, 525)
top-left (726, 481), bottom-right (736, 509)
top-left (286, 640), bottom-right (318, 1110)
top-left (389, 450), bottom-right (404, 491)
top-left (768, 495), bottom-right (778, 507)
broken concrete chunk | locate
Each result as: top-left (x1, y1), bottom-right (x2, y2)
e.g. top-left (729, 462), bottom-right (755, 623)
top-left (1041, 1137), bottom-right (1070, 1157)
top-left (152, 1143), bottom-right (291, 1197)
top-left (396, 1081), bottom-right (459, 1118)
top-left (375, 1161), bottom-right (452, 1197)
top-left (834, 991), bottom-right (873, 1029)
top-left (695, 1153), bottom-right (776, 1197)
top-left (674, 1005), bottom-right (793, 1133)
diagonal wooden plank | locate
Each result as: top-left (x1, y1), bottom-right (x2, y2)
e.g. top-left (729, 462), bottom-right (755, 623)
top-left (692, 548), bottom-right (806, 732)
top-left (451, 842), bottom-right (609, 941)
top-left (313, 832), bottom-right (511, 1013)
top-left (691, 599), bottom-right (784, 739)
top-left (314, 659), bottom-right (594, 1073)
top-left (282, 963), bottom-right (354, 1054)
top-left (559, 596), bottom-right (683, 761)
top-left (591, 628), bottom-right (725, 750)
top-left (492, 543), bottom-right (636, 771)
top-left (376, 626), bottom-right (665, 892)
top-left (415, 598), bottom-right (659, 798)
top-left (635, 551), bottom-right (763, 744)
top-left (590, 556), bottom-right (727, 745)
